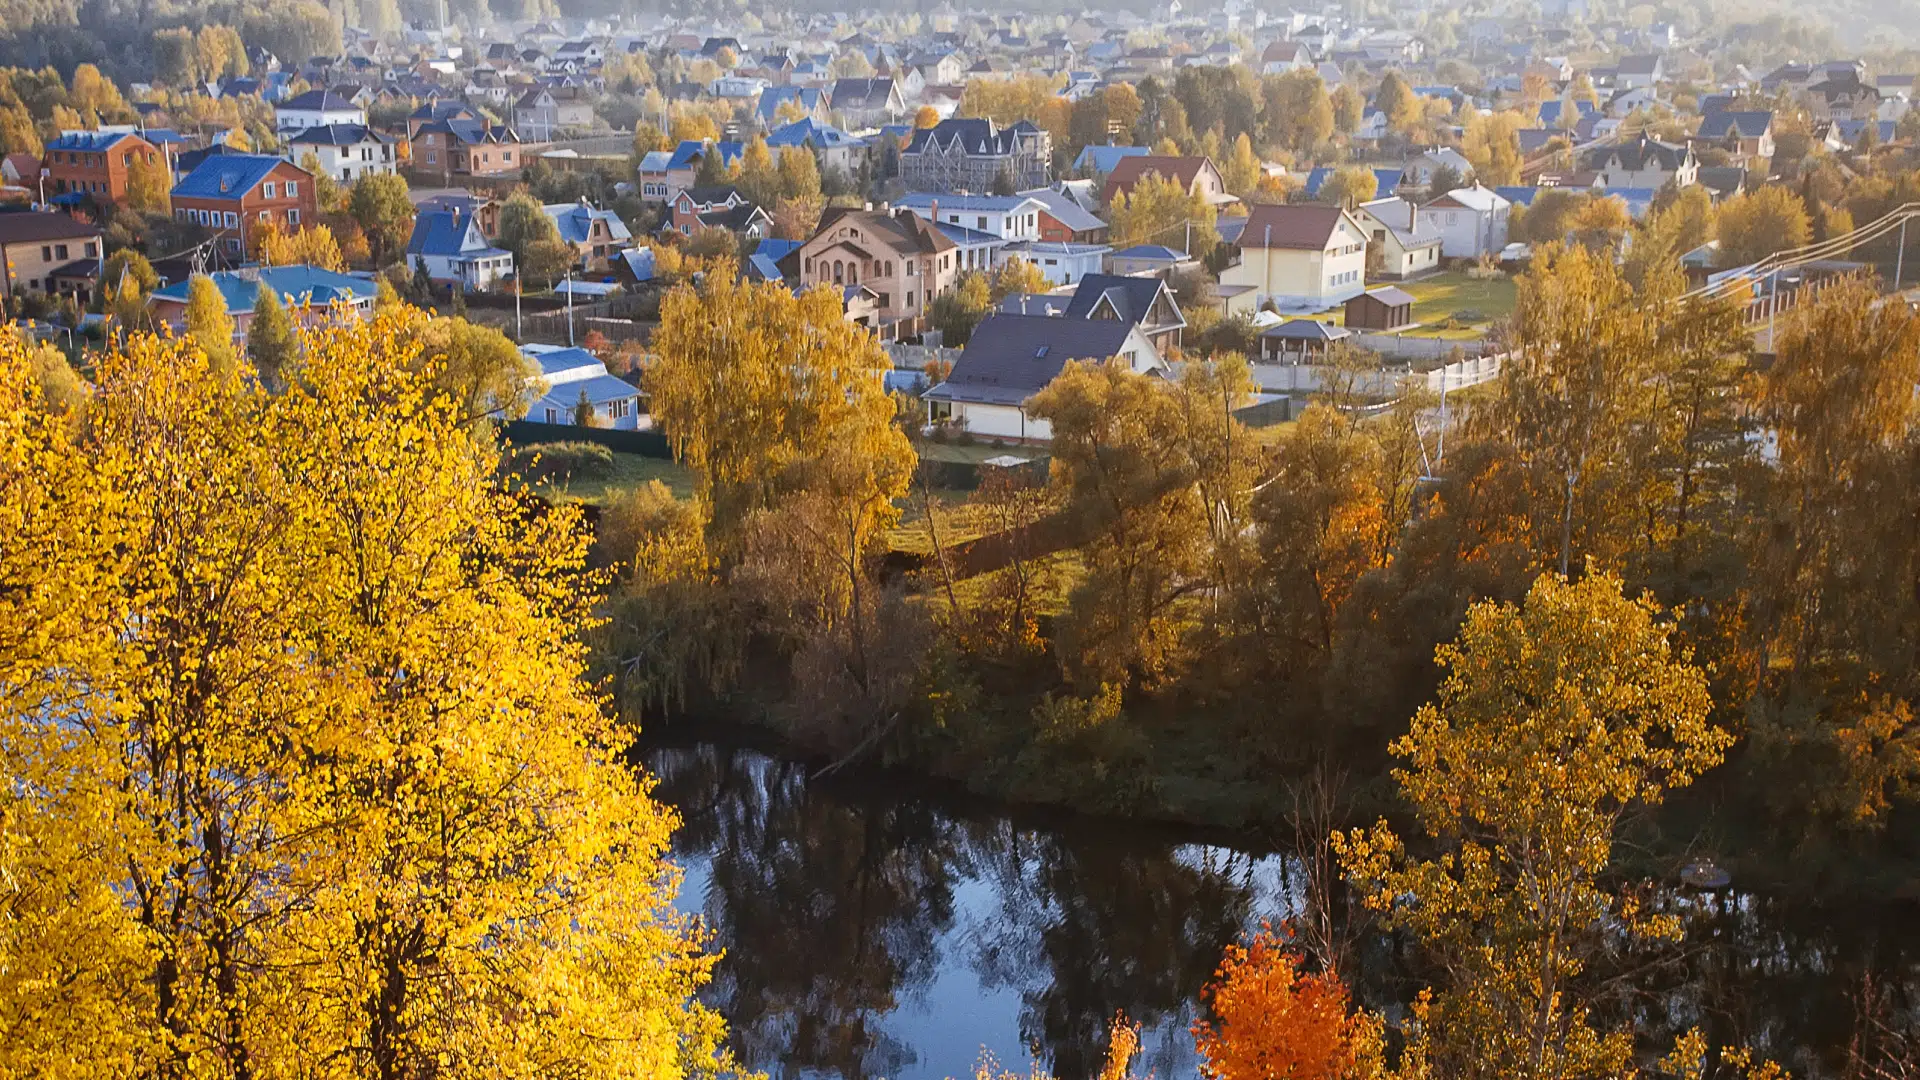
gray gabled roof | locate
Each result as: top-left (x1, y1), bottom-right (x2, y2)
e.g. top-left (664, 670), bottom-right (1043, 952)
top-left (926, 314), bottom-right (1137, 405)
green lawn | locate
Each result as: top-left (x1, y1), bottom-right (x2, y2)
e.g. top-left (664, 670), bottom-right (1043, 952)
top-left (1395, 272), bottom-right (1518, 336)
top-left (528, 451), bottom-right (696, 507)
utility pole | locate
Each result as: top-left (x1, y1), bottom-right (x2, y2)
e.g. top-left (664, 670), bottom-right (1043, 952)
top-left (514, 274), bottom-right (522, 340)
top-left (1897, 216), bottom-right (1909, 293)
top-left (565, 269), bottom-right (574, 346)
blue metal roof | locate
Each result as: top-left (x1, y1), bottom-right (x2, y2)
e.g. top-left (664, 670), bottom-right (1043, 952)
top-left (765, 117), bottom-right (866, 150)
top-left (1494, 185), bottom-right (1543, 206)
top-left (755, 86), bottom-right (825, 123)
top-left (45, 130), bottom-right (141, 153)
top-left (1111, 244), bottom-right (1188, 260)
top-left (1072, 145), bottom-right (1150, 174)
top-left (543, 373), bottom-right (639, 406)
top-left (151, 267), bottom-right (377, 313)
top-left (171, 154), bottom-right (288, 201)
top-left (543, 202), bottom-right (632, 246)
top-left (664, 139), bottom-right (744, 171)
top-left (617, 247), bottom-right (655, 281)
top-left (406, 210), bottom-right (493, 257)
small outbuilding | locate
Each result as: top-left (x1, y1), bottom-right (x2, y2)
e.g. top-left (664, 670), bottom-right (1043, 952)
top-left (1259, 319), bottom-right (1350, 362)
top-left (1343, 286), bottom-right (1417, 331)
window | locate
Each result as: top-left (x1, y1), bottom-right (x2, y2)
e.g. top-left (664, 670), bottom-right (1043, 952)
top-left (259, 210), bottom-right (272, 223)
top-left (907, 290), bottom-right (915, 307)
top-left (977, 215), bottom-right (987, 229)
top-left (546, 407), bottom-right (558, 423)
top-left (224, 212), bottom-right (238, 227)
top-left (39, 246), bottom-right (48, 261)
top-left (288, 209), bottom-right (300, 225)
top-left (54, 244), bottom-right (67, 260)
top-left (262, 182), bottom-right (276, 198)
top-left (285, 182), bottom-right (297, 197)
top-left (427, 151), bottom-right (438, 164)
top-left (84, 242), bottom-right (96, 257)
top-left (226, 238), bottom-right (242, 253)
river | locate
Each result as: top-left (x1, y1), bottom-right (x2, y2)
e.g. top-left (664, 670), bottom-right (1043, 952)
top-left (645, 742), bottom-right (1920, 1080)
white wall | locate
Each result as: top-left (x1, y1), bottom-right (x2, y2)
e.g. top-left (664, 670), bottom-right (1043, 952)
top-left (954, 401), bottom-right (1049, 441)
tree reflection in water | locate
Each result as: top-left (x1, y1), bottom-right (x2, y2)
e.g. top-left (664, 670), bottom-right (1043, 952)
top-left (643, 745), bottom-right (1284, 1080)
top-left (642, 744), bottom-right (1920, 1080)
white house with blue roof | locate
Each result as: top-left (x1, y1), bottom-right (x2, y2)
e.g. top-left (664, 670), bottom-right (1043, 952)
top-left (406, 209), bottom-right (513, 291)
top-left (520, 344), bottom-right (643, 429)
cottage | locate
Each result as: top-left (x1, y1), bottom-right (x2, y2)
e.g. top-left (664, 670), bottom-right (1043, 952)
top-left (1356, 197), bottom-right (1443, 279)
top-left (667, 184), bottom-right (771, 239)
top-left (1417, 185), bottom-right (1512, 260)
top-left (405, 209), bottom-right (513, 291)
top-left (922, 314), bottom-right (1164, 441)
top-left (0, 212), bottom-right (102, 301)
top-left (520, 344), bottom-right (643, 429)
top-left (512, 86), bottom-right (597, 141)
top-left (1020, 185), bottom-right (1109, 243)
top-left (1100, 154), bottom-right (1231, 207)
top-left (828, 77), bottom-right (907, 127)
top-left (765, 117), bottom-right (870, 177)
top-left (1059, 272), bottom-right (1186, 354)
top-left (1578, 135), bottom-right (1697, 189)
top-left (412, 118), bottom-right (523, 183)
top-left (1218, 204), bottom-right (1371, 312)
top-left (1001, 241), bottom-right (1110, 285)
top-left (543, 199), bottom-right (633, 272)
top-left (896, 192), bottom-right (1046, 241)
top-left (148, 266), bottom-right (376, 344)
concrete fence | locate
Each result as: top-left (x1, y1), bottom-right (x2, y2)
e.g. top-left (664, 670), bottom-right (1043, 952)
top-left (1249, 353), bottom-right (1505, 399)
top-left (1348, 332), bottom-right (1499, 362)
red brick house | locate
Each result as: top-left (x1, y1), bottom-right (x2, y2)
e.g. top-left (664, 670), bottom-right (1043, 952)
top-left (42, 129), bottom-right (165, 209)
top-left (169, 154), bottom-right (318, 259)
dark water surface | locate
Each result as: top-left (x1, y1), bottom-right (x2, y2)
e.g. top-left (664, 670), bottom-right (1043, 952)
top-left (645, 742), bottom-right (1920, 1080)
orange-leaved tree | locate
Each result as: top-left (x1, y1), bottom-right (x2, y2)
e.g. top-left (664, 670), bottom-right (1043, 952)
top-left (1193, 923), bottom-right (1381, 1080)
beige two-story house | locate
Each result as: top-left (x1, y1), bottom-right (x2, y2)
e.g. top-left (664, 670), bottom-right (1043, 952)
top-left (1219, 204), bottom-right (1371, 312)
top-left (797, 207), bottom-right (961, 325)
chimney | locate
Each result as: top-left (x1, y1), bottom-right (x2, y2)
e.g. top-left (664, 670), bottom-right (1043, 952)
top-left (1408, 199), bottom-right (1416, 232)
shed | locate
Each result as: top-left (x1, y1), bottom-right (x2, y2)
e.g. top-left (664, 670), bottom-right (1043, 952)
top-left (1344, 286), bottom-right (1416, 331)
top-left (1259, 319), bottom-right (1350, 362)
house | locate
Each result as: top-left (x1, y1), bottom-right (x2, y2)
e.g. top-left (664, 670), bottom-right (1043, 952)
top-left (661, 140), bottom-right (745, 199)
top-left (1100, 155), bottom-right (1231, 207)
top-left (1578, 136), bottom-right (1696, 189)
top-left (412, 189), bottom-right (500, 238)
top-left (275, 89), bottom-right (366, 137)
top-left (765, 117), bottom-right (870, 177)
top-left (1259, 319), bottom-right (1349, 361)
top-left (1418, 185), bottom-right (1512, 259)
top-left (412, 118), bottom-right (523, 183)
top-left (1695, 110), bottom-right (1775, 165)
top-left (899, 118), bottom-right (1052, 193)
top-left (1356, 196), bottom-right (1443, 279)
top-left (1218, 203), bottom-right (1371, 311)
top-left (286, 123), bottom-right (396, 185)
top-left (147, 266), bottom-right (376, 343)
top-left (637, 150), bottom-right (674, 202)
top-left (0, 212), bottom-right (102, 301)
top-left (1344, 286), bottom-right (1416, 331)
top-left (667, 185), bottom-right (771, 239)
top-left (405, 209), bottom-right (513, 291)
top-left (796, 206), bottom-right (961, 325)
top-left (1615, 54), bottom-right (1665, 89)
top-left (922, 313), bottom-right (1163, 441)
top-left (1260, 40), bottom-right (1313, 75)
top-left (1106, 244), bottom-right (1194, 276)
top-left (756, 86), bottom-right (828, 126)
top-left (40, 129), bottom-right (165, 209)
top-left (170, 154), bottom-right (316, 259)
top-left (1072, 146), bottom-right (1150, 181)
top-left (512, 87), bottom-right (597, 142)
top-left (407, 100), bottom-right (479, 140)
top-left (828, 77), bottom-right (907, 127)
top-left (1000, 240), bottom-right (1110, 285)
top-left (1060, 272), bottom-right (1187, 354)
top-left (896, 192), bottom-right (1046, 241)
top-left (1806, 75), bottom-right (1881, 122)
top-left (1021, 185), bottom-right (1109, 243)
top-left (543, 199), bottom-right (633, 273)
top-left (520, 344), bottom-right (643, 430)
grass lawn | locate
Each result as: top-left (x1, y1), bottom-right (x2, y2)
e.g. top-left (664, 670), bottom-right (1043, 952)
top-left (528, 451), bottom-right (696, 507)
top-left (1396, 272), bottom-right (1518, 336)
top-left (915, 440), bottom-right (1046, 466)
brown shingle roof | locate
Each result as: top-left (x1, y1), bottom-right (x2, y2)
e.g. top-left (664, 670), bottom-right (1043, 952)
top-left (1101, 155), bottom-right (1214, 203)
top-left (1236, 204), bottom-right (1350, 249)
top-left (0, 212), bottom-right (102, 244)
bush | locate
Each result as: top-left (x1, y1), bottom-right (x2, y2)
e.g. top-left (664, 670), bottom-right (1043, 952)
top-left (504, 441), bottom-right (616, 483)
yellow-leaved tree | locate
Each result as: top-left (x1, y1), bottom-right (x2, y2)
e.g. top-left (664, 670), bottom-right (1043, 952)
top-left (0, 315), bottom-right (737, 1079)
top-left (1337, 570), bottom-right (1732, 1080)
top-left (1109, 171), bottom-right (1219, 254)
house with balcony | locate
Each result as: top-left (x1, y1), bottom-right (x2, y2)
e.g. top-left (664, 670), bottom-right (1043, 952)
top-left (796, 206), bottom-right (960, 326)
top-left (405, 209), bottom-right (513, 291)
